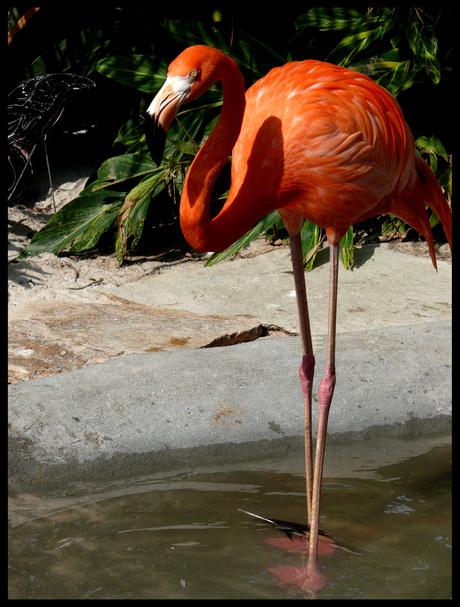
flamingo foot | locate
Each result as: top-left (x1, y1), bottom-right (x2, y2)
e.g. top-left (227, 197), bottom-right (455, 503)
top-left (268, 565), bottom-right (326, 592)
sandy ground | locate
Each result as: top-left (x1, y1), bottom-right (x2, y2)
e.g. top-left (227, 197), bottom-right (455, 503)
top-left (8, 171), bottom-right (281, 315)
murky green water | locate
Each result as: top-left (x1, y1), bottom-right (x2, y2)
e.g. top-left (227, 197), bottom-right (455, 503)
top-left (8, 438), bottom-right (451, 599)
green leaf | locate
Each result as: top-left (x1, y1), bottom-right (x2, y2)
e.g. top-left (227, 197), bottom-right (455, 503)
top-left (428, 211), bottom-right (439, 228)
top-left (339, 226), bottom-right (354, 269)
top-left (230, 31), bottom-right (290, 81)
top-left (95, 54), bottom-right (168, 94)
top-left (415, 134), bottom-right (449, 175)
top-left (206, 215), bottom-right (356, 271)
top-left (88, 153), bottom-right (157, 190)
top-left (168, 140), bottom-right (199, 157)
top-left (114, 118), bottom-right (146, 153)
top-left (407, 23), bottom-right (440, 84)
top-left (162, 104), bottom-right (220, 164)
top-left (334, 27), bottom-right (386, 66)
top-left (14, 190), bottom-right (126, 260)
top-left (381, 215), bottom-right (407, 237)
top-left (415, 135), bottom-right (448, 160)
top-left (205, 211), bottom-right (279, 266)
top-left (300, 221), bottom-right (321, 270)
top-left (115, 170), bottom-right (166, 264)
top-left (162, 20), bottom-right (229, 53)
top-left (437, 161), bottom-right (452, 205)
top-left (369, 59), bottom-right (420, 96)
top-left (295, 7), bottom-right (365, 32)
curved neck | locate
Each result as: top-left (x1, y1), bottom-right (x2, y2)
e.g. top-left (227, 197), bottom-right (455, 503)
top-left (179, 56), bottom-right (254, 252)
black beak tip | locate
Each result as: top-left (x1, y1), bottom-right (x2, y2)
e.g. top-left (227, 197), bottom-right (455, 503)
top-left (144, 112), bottom-right (166, 167)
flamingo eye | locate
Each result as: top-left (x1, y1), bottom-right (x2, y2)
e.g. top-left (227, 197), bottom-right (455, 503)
top-left (189, 69), bottom-right (199, 79)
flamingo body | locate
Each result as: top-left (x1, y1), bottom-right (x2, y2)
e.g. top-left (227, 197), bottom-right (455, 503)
top-left (145, 45), bottom-right (452, 577)
top-left (148, 46), bottom-right (451, 260)
top-left (233, 60), bottom-right (410, 233)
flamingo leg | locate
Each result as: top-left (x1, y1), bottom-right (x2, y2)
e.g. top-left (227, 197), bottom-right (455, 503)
top-left (289, 231), bottom-right (315, 524)
top-left (308, 240), bottom-right (339, 567)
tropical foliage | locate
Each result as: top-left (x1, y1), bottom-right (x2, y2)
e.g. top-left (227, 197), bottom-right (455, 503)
top-left (11, 8), bottom-right (452, 269)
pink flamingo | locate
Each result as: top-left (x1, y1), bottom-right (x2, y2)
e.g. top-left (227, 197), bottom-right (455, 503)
top-left (145, 45), bottom-right (452, 581)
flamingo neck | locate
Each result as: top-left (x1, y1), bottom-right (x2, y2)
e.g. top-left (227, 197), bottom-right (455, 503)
top-left (179, 56), bottom-right (250, 253)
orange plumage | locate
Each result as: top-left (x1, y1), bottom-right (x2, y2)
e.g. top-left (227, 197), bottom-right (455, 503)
top-left (146, 45), bottom-right (452, 575)
top-left (152, 47), bottom-right (451, 262)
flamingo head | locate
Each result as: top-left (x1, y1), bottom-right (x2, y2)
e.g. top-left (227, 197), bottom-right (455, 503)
top-left (145, 45), bottom-right (228, 165)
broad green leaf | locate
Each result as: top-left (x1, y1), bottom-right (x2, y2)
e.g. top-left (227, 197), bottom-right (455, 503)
top-left (415, 135), bottom-right (448, 174)
top-left (428, 211), bottom-right (439, 228)
top-left (116, 170), bottom-right (166, 264)
top-left (300, 221), bottom-right (321, 270)
top-left (162, 104), bottom-right (220, 164)
top-left (24, 20), bottom-right (115, 79)
top-left (114, 118), bottom-right (146, 152)
top-left (339, 226), bottom-right (354, 269)
top-left (95, 54), bottom-right (167, 94)
top-left (381, 215), bottom-right (407, 237)
top-left (334, 27), bottom-right (386, 66)
top-left (230, 32), bottom-right (289, 81)
top-left (437, 162), bottom-right (452, 204)
top-left (407, 23), bottom-right (440, 84)
top-left (206, 215), bottom-right (356, 271)
top-left (162, 20), bottom-right (229, 53)
top-left (415, 135), bottom-right (448, 160)
top-left (168, 140), bottom-right (199, 157)
top-left (89, 153), bottom-right (157, 190)
top-left (295, 7), bottom-right (365, 32)
top-left (205, 211), bottom-right (279, 266)
top-left (370, 59), bottom-right (420, 96)
top-left (14, 190), bottom-right (126, 260)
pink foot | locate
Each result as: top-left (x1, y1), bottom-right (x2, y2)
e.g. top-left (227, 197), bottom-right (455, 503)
top-left (268, 565), bottom-right (326, 592)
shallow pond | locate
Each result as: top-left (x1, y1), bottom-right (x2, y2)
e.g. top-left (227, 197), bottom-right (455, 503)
top-left (8, 436), bottom-right (451, 599)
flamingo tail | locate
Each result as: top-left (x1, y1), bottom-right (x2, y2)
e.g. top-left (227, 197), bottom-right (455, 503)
top-left (389, 154), bottom-right (452, 269)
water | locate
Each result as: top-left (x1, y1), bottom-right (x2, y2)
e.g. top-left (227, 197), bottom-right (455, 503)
top-left (8, 438), bottom-right (451, 599)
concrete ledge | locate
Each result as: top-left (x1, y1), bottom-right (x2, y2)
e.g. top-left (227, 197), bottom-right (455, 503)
top-left (8, 320), bottom-right (451, 494)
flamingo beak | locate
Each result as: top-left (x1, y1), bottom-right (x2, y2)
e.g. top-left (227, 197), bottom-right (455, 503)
top-left (145, 75), bottom-right (193, 166)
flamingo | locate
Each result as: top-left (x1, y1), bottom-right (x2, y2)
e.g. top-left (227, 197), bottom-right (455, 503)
top-left (145, 45), bottom-right (452, 578)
